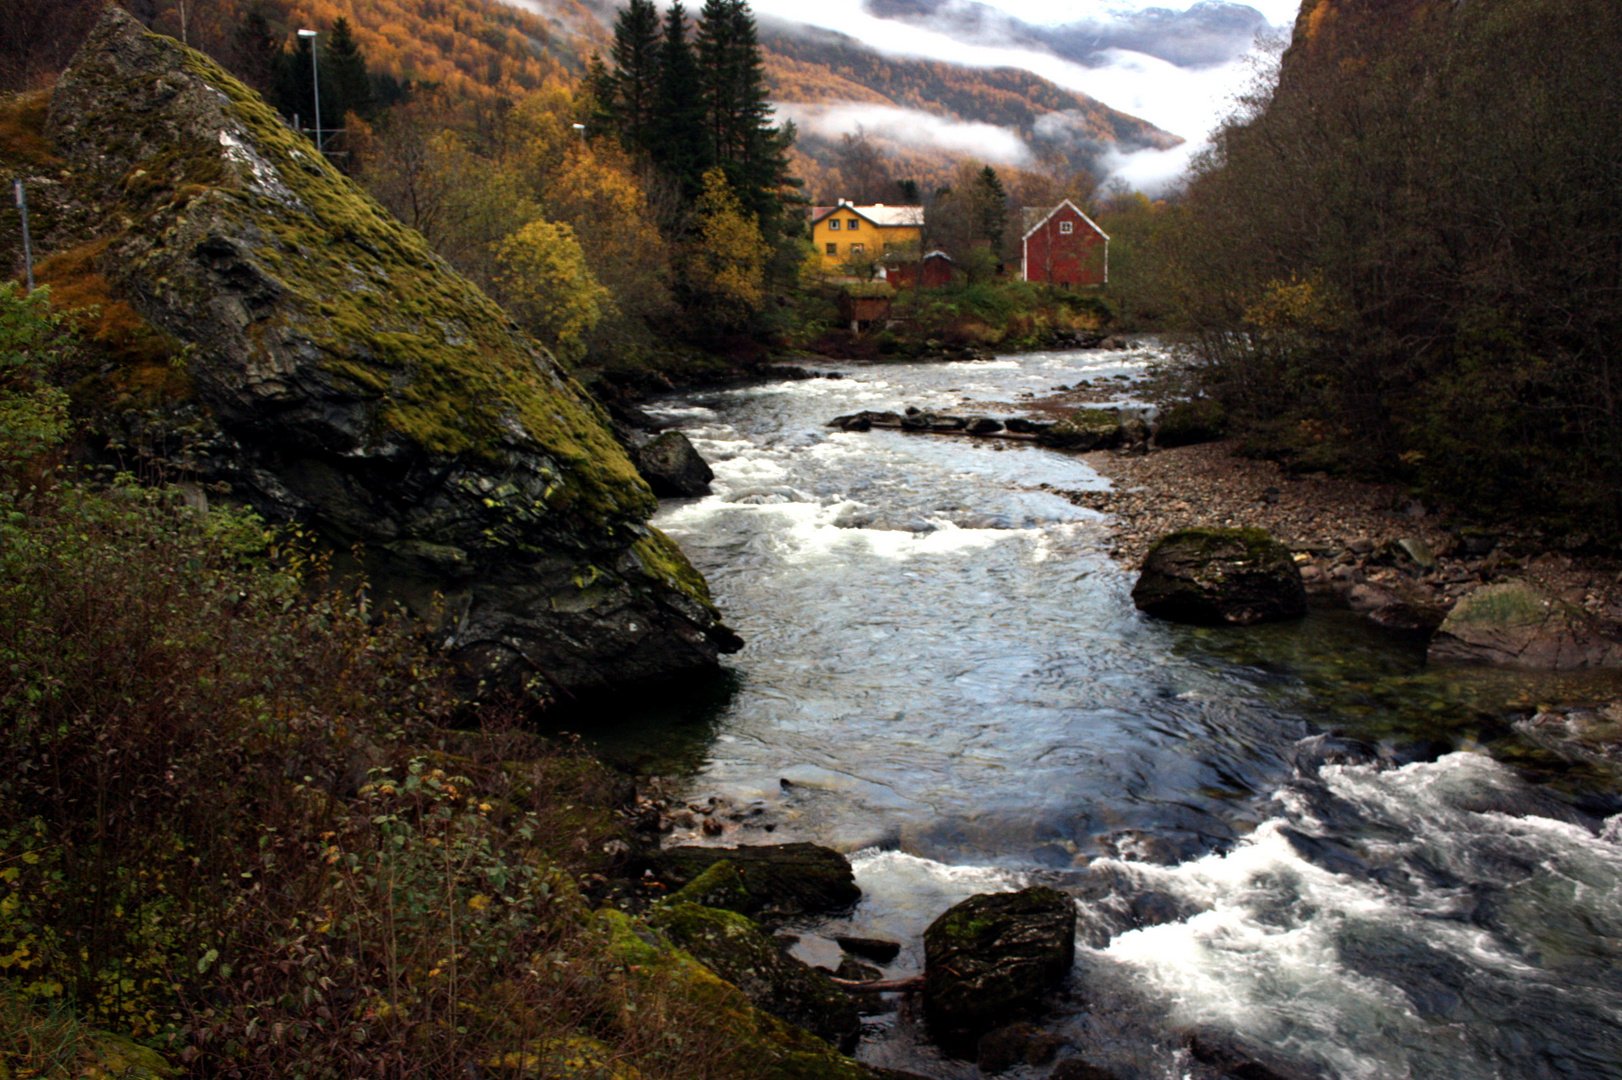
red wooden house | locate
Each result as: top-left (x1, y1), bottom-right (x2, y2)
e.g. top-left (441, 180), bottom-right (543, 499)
top-left (1018, 200), bottom-right (1109, 287)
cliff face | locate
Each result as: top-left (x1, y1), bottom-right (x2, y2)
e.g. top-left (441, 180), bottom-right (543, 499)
top-left (23, 7), bottom-right (739, 696)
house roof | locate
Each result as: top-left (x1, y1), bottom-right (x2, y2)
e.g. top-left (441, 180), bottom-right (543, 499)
top-left (811, 202), bottom-right (926, 228)
top-left (1020, 199), bottom-right (1110, 242)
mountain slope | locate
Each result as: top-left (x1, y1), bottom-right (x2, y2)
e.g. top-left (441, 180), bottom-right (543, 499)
top-left (760, 20), bottom-right (1177, 145)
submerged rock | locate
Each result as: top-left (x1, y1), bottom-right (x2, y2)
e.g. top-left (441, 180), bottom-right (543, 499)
top-left (1183, 1027), bottom-right (1331, 1080)
top-left (922, 886), bottom-right (1076, 1057)
top-left (1132, 528), bottom-right (1307, 626)
top-left (1429, 580), bottom-right (1622, 669)
top-left (36, 9), bottom-right (739, 696)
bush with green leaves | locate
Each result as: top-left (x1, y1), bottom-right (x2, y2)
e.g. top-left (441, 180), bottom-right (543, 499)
top-left (0, 282), bottom-right (71, 465)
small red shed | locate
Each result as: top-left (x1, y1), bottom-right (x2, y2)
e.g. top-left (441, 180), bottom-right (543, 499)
top-left (1019, 200), bottom-right (1109, 287)
top-left (885, 249), bottom-right (956, 289)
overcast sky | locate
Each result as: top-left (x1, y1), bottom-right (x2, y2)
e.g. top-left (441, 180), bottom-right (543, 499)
top-left (745, 0), bottom-right (1302, 191)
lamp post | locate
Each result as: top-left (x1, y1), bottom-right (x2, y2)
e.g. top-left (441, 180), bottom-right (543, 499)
top-left (572, 123), bottom-right (586, 144)
top-left (13, 181), bottom-right (33, 293)
top-left (296, 28), bottom-right (322, 152)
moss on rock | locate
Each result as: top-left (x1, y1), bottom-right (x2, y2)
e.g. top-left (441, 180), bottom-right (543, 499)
top-left (648, 902), bottom-right (862, 1051)
top-left (594, 910), bottom-right (882, 1080)
top-left (665, 858), bottom-right (751, 911)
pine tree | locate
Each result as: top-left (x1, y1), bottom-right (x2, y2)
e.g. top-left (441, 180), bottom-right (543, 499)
top-left (694, 0), bottom-right (794, 236)
top-left (610, 0), bottom-right (663, 158)
top-left (324, 17), bottom-right (377, 123)
top-left (273, 33), bottom-right (317, 133)
top-left (653, 2), bottom-right (710, 202)
top-left (228, 5), bottom-right (280, 97)
top-left (582, 53), bottom-right (618, 141)
top-left (975, 165), bottom-right (1008, 256)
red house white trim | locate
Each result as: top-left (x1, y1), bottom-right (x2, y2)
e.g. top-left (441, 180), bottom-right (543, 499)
top-left (1019, 199), bottom-right (1109, 287)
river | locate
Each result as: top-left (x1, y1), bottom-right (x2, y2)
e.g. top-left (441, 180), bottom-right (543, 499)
top-left (583, 348), bottom-right (1622, 1080)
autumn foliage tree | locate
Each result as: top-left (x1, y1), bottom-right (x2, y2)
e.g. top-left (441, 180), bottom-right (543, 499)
top-left (678, 168), bottom-right (770, 333)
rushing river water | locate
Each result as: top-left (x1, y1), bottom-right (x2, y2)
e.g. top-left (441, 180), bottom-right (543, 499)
top-left (580, 349), bottom-right (1622, 1080)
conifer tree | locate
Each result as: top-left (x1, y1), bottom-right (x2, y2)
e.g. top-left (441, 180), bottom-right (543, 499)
top-left (582, 53), bottom-right (618, 141)
top-left (975, 165), bottom-right (1008, 257)
top-left (694, 0), bottom-right (795, 238)
top-left (228, 5), bottom-right (280, 97)
top-left (324, 17), bottom-right (377, 123)
top-left (610, 0), bottom-right (663, 158)
top-left (654, 1), bottom-right (710, 201)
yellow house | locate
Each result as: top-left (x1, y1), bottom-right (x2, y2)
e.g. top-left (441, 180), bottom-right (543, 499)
top-left (810, 200), bottom-right (925, 274)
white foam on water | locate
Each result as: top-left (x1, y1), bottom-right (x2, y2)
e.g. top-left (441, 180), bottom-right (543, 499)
top-left (644, 404), bottom-right (717, 420)
top-left (1103, 824), bottom-right (1422, 1080)
top-left (844, 849), bottom-right (1026, 953)
top-left (1099, 753), bottom-right (1622, 1079)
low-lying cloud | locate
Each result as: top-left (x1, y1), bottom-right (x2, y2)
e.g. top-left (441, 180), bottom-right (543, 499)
top-left (750, 0), bottom-right (1286, 192)
top-left (775, 102), bottom-right (1033, 165)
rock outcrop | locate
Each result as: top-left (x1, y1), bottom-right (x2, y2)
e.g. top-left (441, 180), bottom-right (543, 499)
top-left (1131, 527), bottom-right (1308, 626)
top-left (24, 9), bottom-right (739, 696)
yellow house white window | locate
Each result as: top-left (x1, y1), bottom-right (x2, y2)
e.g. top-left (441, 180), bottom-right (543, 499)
top-left (851, 243), bottom-right (864, 255)
top-left (847, 218), bottom-right (860, 230)
top-left (829, 219), bottom-right (840, 230)
top-left (826, 242), bottom-right (838, 255)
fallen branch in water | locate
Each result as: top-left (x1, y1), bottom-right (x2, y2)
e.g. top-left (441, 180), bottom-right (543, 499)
top-left (827, 974), bottom-right (925, 992)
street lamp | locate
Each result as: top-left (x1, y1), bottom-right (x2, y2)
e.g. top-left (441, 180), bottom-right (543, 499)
top-left (296, 28), bottom-right (322, 152)
top-left (572, 123), bottom-right (586, 144)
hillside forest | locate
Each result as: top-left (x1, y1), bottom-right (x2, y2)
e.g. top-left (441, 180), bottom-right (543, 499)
top-left (1138, 0), bottom-right (1622, 539)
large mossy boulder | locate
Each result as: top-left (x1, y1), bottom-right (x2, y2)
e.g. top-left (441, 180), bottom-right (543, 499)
top-left (28, 8), bottom-right (738, 695)
top-left (595, 909), bottom-right (884, 1080)
top-left (651, 843), bottom-right (861, 919)
top-left (649, 902), bottom-right (863, 1052)
top-left (922, 886), bottom-right (1077, 1058)
top-left (1131, 528), bottom-right (1307, 626)
top-left (1429, 580), bottom-right (1622, 669)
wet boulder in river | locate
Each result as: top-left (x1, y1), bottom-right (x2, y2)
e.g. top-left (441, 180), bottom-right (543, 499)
top-left (1132, 528), bottom-right (1307, 626)
top-left (1036, 409), bottom-right (1122, 451)
top-left (923, 886), bottom-right (1076, 1058)
top-left (634, 430), bottom-right (714, 498)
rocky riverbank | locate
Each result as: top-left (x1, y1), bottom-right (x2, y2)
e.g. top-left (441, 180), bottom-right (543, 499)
top-left (1067, 439), bottom-right (1622, 631)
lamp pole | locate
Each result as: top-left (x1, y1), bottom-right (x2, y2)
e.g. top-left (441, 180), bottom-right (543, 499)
top-left (572, 123), bottom-right (586, 144)
top-left (297, 28), bottom-right (322, 152)
top-left (13, 181), bottom-right (33, 293)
